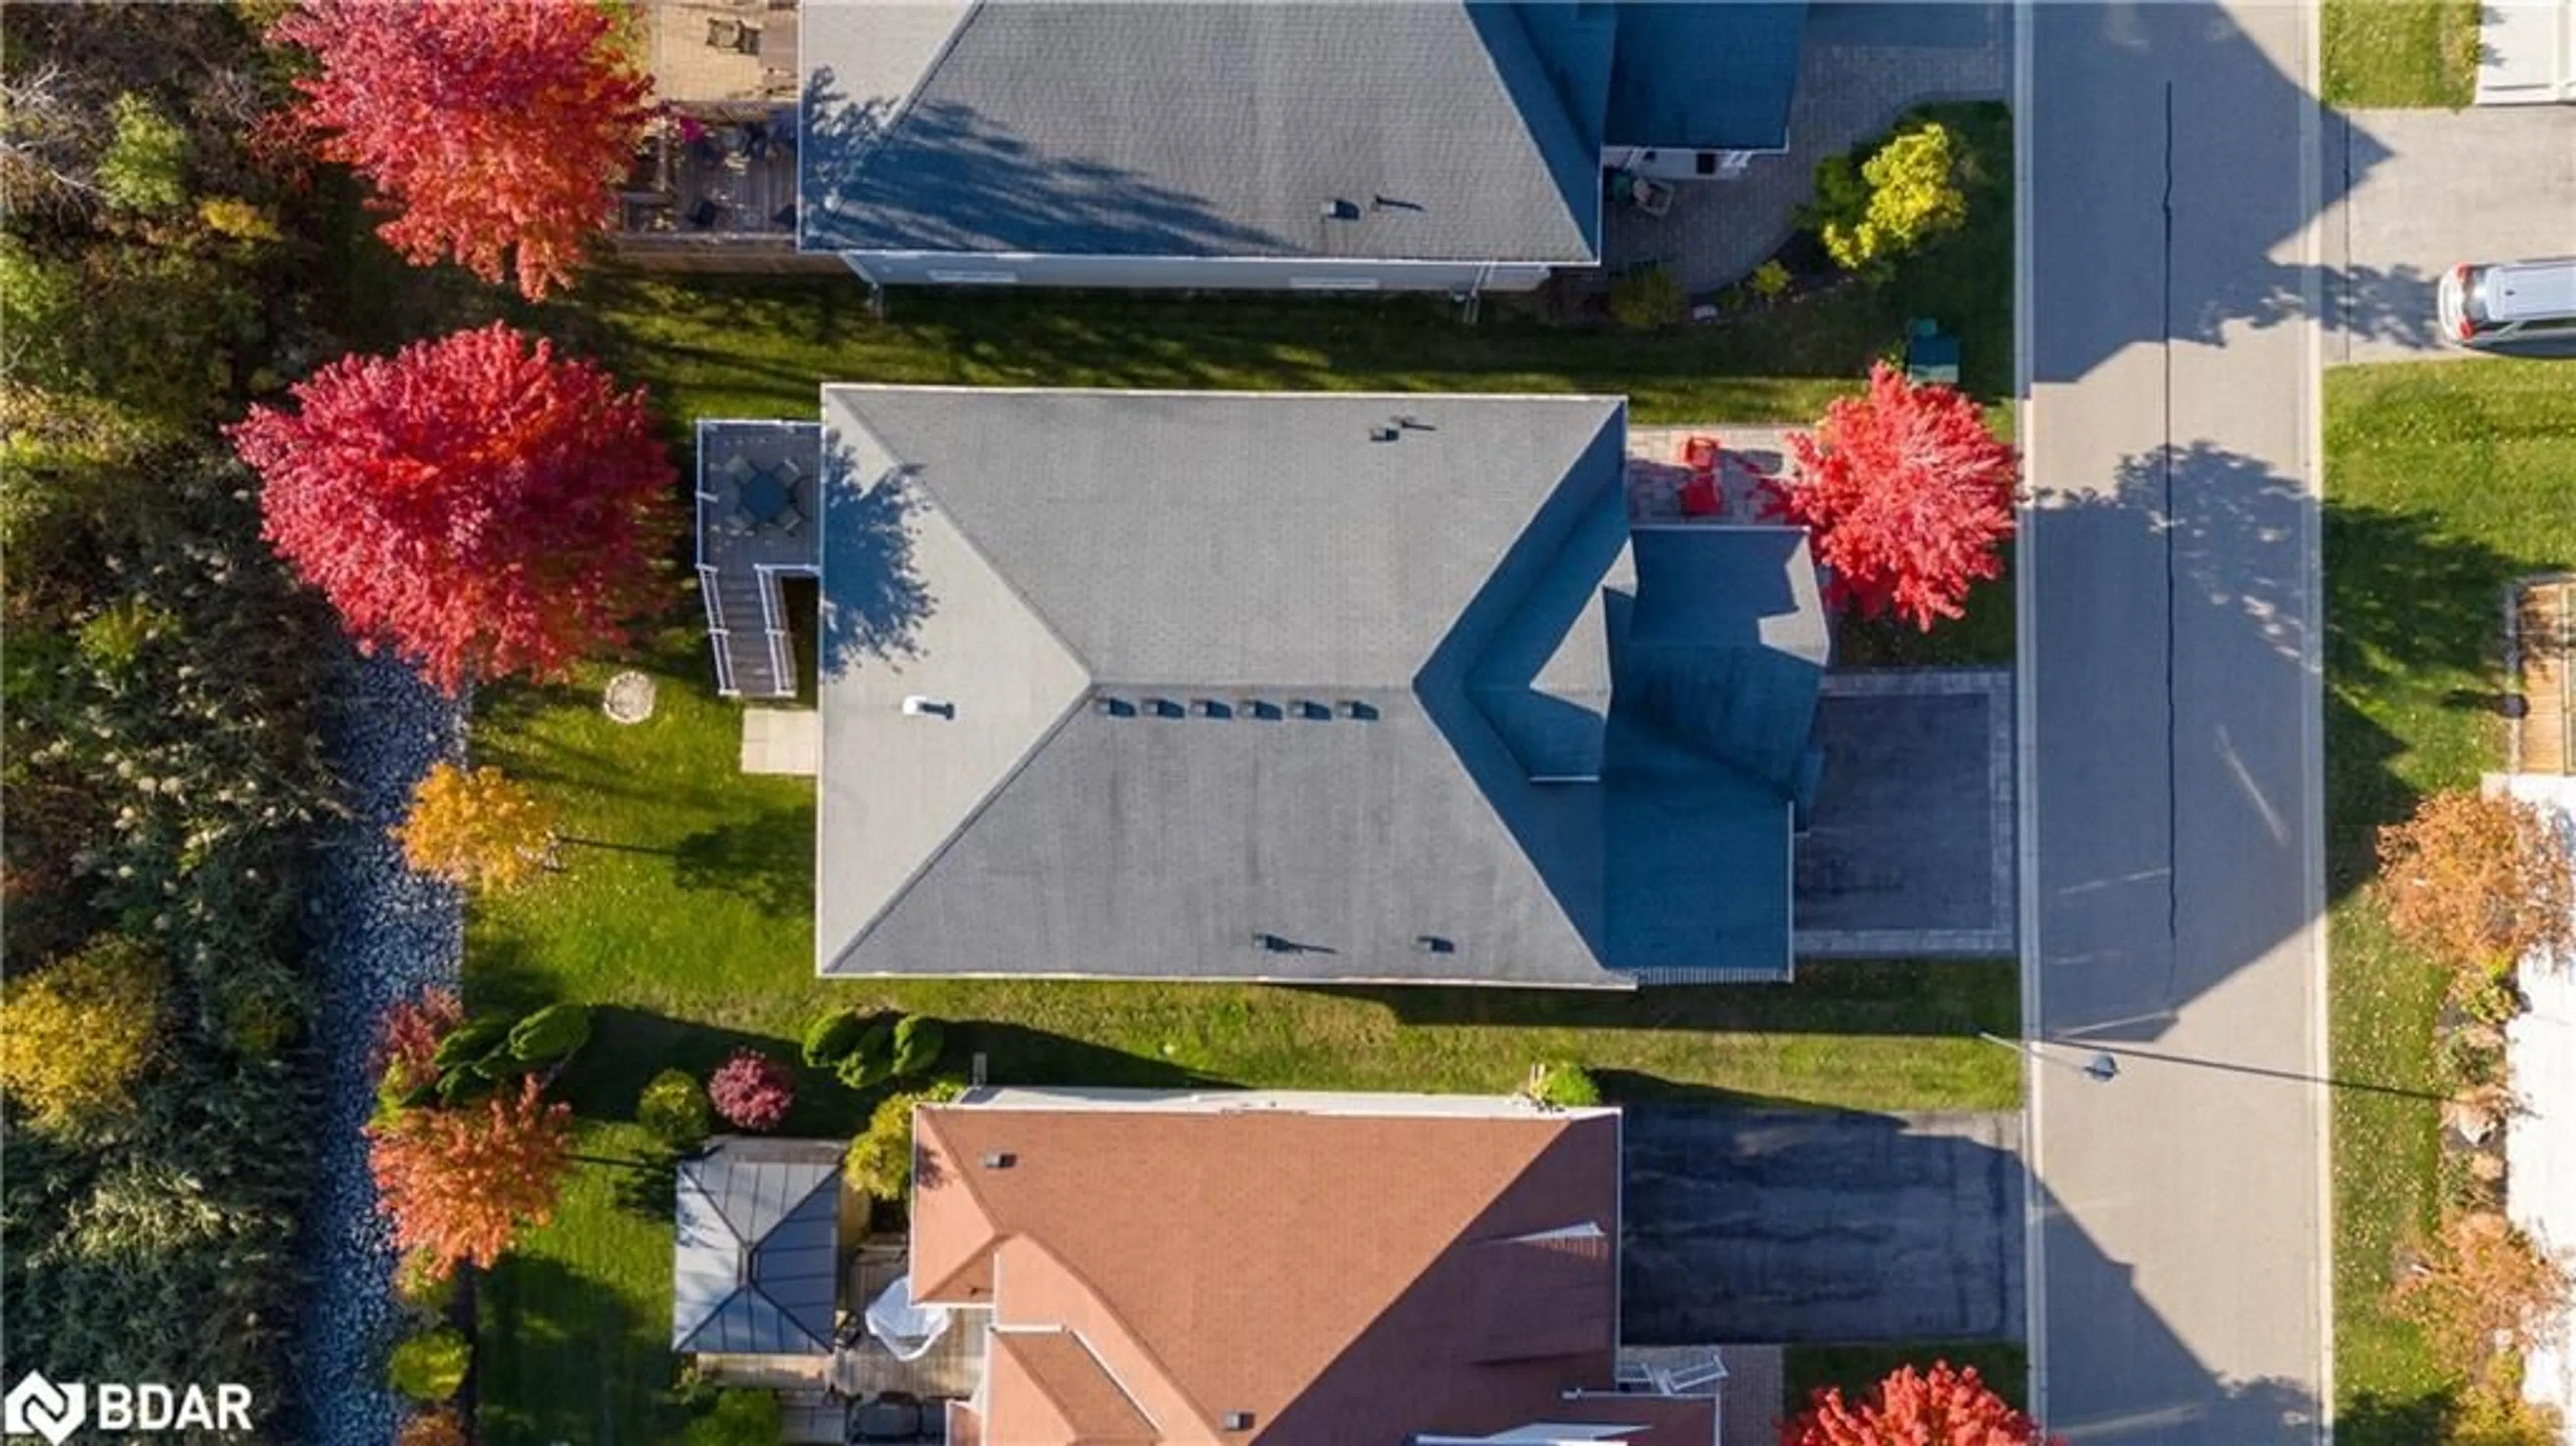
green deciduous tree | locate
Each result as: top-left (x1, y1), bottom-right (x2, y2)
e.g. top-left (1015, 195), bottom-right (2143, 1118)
top-left (845, 1082), bottom-right (968, 1207)
top-left (1809, 121), bottom-right (1968, 276)
top-left (0, 935), bottom-right (165, 1132)
top-left (97, 93), bottom-right (188, 213)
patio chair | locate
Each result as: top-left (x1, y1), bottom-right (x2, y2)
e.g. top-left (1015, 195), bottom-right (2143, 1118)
top-left (775, 504), bottom-right (804, 537)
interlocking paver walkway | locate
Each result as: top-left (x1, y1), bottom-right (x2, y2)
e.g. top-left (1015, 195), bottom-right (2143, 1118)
top-left (1603, 3), bottom-right (2009, 295)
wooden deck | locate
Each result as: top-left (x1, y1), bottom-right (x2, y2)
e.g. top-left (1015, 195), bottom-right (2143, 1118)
top-left (832, 1242), bottom-right (988, 1404)
top-left (2516, 578), bottom-right (2573, 775)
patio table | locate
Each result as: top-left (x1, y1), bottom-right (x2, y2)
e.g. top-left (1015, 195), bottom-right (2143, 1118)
top-left (740, 473), bottom-right (790, 524)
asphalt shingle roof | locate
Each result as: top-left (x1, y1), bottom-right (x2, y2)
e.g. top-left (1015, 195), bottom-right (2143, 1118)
top-left (798, 1), bottom-right (1602, 261)
top-left (1605, 3), bottom-right (1808, 153)
top-left (813, 388), bottom-right (1823, 987)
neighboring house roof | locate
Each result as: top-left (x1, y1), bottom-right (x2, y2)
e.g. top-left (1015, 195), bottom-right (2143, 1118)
top-left (908, 1089), bottom-right (1707, 1446)
top-left (812, 387), bottom-right (1826, 987)
top-left (1605, 3), bottom-right (1807, 154)
top-left (798, 1), bottom-right (1603, 262)
top-left (671, 1137), bottom-right (844, 1355)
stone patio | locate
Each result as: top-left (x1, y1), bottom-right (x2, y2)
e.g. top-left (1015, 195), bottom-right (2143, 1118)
top-left (1601, 3), bottom-right (2009, 295)
top-left (741, 707), bottom-right (819, 775)
top-left (1626, 423), bottom-right (1800, 524)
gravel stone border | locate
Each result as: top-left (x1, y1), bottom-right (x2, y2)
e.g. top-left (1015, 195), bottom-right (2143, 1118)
top-left (292, 649), bottom-right (465, 1446)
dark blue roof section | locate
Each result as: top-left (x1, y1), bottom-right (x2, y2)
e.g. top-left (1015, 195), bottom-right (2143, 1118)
top-left (1603, 2), bottom-right (1807, 152)
top-left (1618, 526), bottom-right (1829, 795)
top-left (1503, 1), bottom-right (1618, 151)
top-left (672, 1139), bottom-right (843, 1355)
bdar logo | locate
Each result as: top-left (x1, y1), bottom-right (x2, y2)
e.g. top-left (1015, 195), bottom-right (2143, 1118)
top-left (3, 1370), bottom-right (86, 1446)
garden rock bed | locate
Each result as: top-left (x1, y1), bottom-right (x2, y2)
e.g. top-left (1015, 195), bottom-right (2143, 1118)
top-left (294, 649), bottom-right (465, 1446)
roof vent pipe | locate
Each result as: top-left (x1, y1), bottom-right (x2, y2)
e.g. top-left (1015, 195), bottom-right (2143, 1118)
top-left (901, 696), bottom-right (955, 719)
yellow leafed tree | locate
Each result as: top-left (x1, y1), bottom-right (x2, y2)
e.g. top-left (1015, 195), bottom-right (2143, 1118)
top-left (0, 934), bottom-right (165, 1130)
top-left (394, 762), bottom-right (557, 892)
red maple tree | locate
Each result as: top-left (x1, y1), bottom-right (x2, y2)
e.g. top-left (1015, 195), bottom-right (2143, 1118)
top-left (1762, 362), bottom-right (2020, 632)
top-left (368, 1074), bottom-right (573, 1278)
top-left (1782, 1361), bottom-right (2057, 1446)
top-left (228, 323), bottom-right (678, 694)
top-left (267, 0), bottom-right (653, 298)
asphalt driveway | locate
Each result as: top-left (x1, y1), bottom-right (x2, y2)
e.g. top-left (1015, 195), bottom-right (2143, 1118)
top-left (1621, 1107), bottom-right (2025, 1344)
top-left (1794, 669), bottom-right (2016, 956)
top-left (2330, 107), bottom-right (2576, 363)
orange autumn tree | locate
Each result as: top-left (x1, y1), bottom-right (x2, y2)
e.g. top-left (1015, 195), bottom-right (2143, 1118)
top-left (394, 763), bottom-right (557, 893)
top-left (2376, 789), bottom-right (2573, 973)
top-left (268, 0), bottom-right (653, 298)
top-left (1782, 1361), bottom-right (2057, 1446)
top-left (368, 1074), bottom-right (572, 1278)
top-left (2395, 1210), bottom-right (2574, 1392)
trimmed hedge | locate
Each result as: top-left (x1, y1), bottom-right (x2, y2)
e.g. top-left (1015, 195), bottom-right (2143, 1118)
top-left (800, 1007), bottom-right (865, 1068)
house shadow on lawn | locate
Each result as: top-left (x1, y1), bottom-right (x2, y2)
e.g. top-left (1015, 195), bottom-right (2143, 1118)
top-left (671, 808), bottom-right (814, 915)
top-left (477, 1254), bottom-right (676, 1446)
top-left (1303, 958), bottom-right (2019, 1035)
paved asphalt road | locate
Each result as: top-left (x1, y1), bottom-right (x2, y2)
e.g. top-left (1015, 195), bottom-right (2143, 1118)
top-left (2328, 106), bottom-right (2576, 363)
top-left (2021, 3), bottom-right (2330, 1441)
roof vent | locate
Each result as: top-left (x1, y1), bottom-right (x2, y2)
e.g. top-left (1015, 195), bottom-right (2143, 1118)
top-left (1191, 698), bottom-right (1231, 718)
top-left (901, 696), bottom-right (955, 719)
top-left (1292, 700), bottom-right (1330, 720)
top-left (1338, 700), bottom-right (1379, 720)
top-left (1144, 698), bottom-right (1183, 719)
top-left (1415, 935), bottom-right (1454, 954)
top-left (980, 1152), bottom-right (1014, 1170)
top-left (1238, 700), bottom-right (1281, 721)
top-left (1093, 696), bottom-right (1134, 718)
top-left (1320, 199), bottom-right (1362, 222)
top-left (1222, 1412), bottom-right (1255, 1432)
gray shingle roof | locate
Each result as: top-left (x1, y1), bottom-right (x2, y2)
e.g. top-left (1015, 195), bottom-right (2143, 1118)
top-left (813, 388), bottom-right (1823, 987)
top-left (672, 1138), bottom-right (843, 1355)
top-left (798, 1), bottom-right (1601, 262)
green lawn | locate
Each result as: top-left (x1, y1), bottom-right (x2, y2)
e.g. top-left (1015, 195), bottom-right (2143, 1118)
top-left (2322, 0), bottom-right (2479, 107)
top-left (1782, 1341), bottom-right (2032, 1417)
top-left (471, 99), bottom-right (2020, 1444)
top-left (2324, 359), bottom-right (2576, 1441)
top-left (471, 639), bottom-right (2021, 1443)
top-left (554, 100), bottom-right (2013, 427)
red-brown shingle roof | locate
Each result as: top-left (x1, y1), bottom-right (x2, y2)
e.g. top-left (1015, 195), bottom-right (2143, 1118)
top-left (910, 1097), bottom-right (1632, 1445)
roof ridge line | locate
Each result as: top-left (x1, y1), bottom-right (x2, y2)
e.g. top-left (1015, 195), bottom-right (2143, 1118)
top-left (677, 1169), bottom-right (752, 1249)
top-left (816, 409), bottom-right (1102, 972)
top-left (836, 0), bottom-right (991, 181)
top-left (998, 1233), bottom-right (1213, 1442)
top-left (910, 1109), bottom-right (1010, 1303)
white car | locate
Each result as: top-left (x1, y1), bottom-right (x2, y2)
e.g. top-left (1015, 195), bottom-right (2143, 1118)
top-left (2437, 257), bottom-right (2576, 354)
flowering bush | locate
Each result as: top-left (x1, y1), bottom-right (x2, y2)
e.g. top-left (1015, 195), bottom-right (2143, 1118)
top-left (708, 1050), bottom-right (794, 1132)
